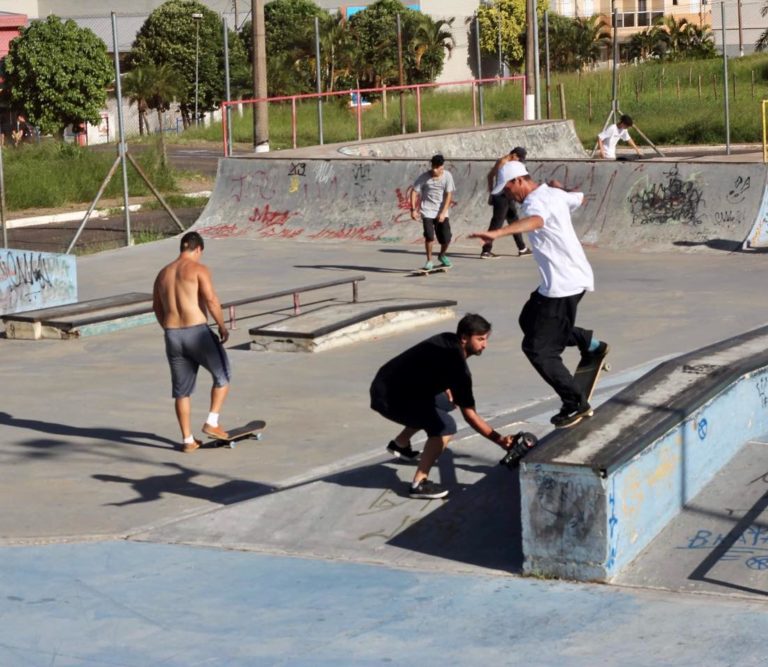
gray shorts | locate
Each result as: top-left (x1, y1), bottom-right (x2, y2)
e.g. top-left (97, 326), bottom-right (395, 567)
top-left (164, 324), bottom-right (231, 398)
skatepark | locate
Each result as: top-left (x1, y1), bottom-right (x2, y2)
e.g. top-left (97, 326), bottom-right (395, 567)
top-left (1, 121), bottom-right (766, 665)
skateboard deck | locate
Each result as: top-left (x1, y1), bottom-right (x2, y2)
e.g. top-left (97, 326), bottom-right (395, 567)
top-left (573, 349), bottom-right (611, 407)
top-left (407, 266), bottom-right (451, 277)
top-left (202, 419), bottom-right (266, 449)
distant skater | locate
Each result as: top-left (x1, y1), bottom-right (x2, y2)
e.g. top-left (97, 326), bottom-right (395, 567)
top-left (153, 231), bottom-right (232, 452)
top-left (482, 146), bottom-right (531, 258)
top-left (597, 114), bottom-right (642, 160)
top-left (370, 313), bottom-right (514, 499)
top-left (471, 161), bottom-right (608, 429)
top-left (410, 154), bottom-right (455, 271)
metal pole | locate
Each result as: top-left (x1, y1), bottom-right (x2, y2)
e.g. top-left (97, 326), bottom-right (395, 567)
top-left (111, 12), bottom-right (131, 246)
top-left (721, 2), bottom-right (731, 155)
top-left (0, 140), bottom-right (6, 249)
top-left (194, 18), bottom-right (200, 126)
top-left (475, 14), bottom-right (484, 125)
top-left (315, 16), bottom-right (324, 145)
top-left (524, 0), bottom-right (535, 119)
top-left (223, 16), bottom-right (233, 155)
top-left (252, 0), bottom-right (270, 151)
top-left (397, 13), bottom-right (406, 134)
top-left (544, 11), bottom-right (551, 119)
top-left (532, 0), bottom-right (541, 119)
top-left (612, 5), bottom-right (619, 117)
top-left (737, 0), bottom-right (744, 57)
top-left (497, 6), bottom-right (503, 78)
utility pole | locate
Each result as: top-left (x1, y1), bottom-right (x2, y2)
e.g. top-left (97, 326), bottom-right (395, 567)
top-left (252, 0), bottom-right (269, 152)
top-left (525, 0), bottom-right (536, 119)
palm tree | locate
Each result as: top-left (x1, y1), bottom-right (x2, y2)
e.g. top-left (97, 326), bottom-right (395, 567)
top-left (407, 15), bottom-right (455, 81)
top-left (123, 66), bottom-right (153, 136)
top-left (571, 15), bottom-right (611, 70)
top-left (628, 27), bottom-right (663, 62)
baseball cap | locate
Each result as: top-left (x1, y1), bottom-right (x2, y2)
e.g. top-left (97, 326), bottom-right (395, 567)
top-left (510, 146), bottom-right (527, 161)
top-left (491, 160), bottom-right (529, 195)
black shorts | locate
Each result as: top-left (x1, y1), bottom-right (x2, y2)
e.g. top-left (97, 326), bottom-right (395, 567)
top-left (422, 217), bottom-right (452, 245)
top-left (371, 391), bottom-right (457, 437)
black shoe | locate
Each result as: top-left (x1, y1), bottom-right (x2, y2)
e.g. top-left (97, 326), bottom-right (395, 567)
top-left (387, 440), bottom-right (421, 460)
top-left (582, 341), bottom-right (610, 362)
top-left (550, 404), bottom-right (593, 428)
top-left (409, 479), bottom-right (448, 499)
top-left (518, 247), bottom-right (532, 257)
top-left (480, 251), bottom-right (497, 259)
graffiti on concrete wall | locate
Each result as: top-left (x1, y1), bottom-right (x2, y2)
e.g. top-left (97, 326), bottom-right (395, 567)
top-left (628, 167), bottom-right (704, 227)
top-left (0, 250), bottom-right (77, 315)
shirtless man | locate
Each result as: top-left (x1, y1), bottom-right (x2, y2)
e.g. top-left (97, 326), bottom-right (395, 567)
top-left (153, 231), bottom-right (231, 452)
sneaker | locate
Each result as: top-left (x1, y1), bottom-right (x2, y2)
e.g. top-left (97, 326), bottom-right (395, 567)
top-left (423, 260), bottom-right (434, 271)
top-left (386, 440), bottom-right (421, 460)
top-left (202, 423), bottom-right (229, 439)
top-left (181, 438), bottom-right (202, 453)
top-left (438, 255), bottom-right (452, 267)
top-left (480, 251), bottom-right (497, 259)
top-left (518, 247), bottom-right (532, 257)
top-left (409, 479), bottom-right (449, 499)
top-left (550, 404), bottom-right (593, 429)
top-left (583, 341), bottom-right (610, 361)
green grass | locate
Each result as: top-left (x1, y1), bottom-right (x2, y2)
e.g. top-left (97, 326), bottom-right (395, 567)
top-left (180, 53), bottom-right (768, 150)
top-left (4, 139), bottom-right (178, 212)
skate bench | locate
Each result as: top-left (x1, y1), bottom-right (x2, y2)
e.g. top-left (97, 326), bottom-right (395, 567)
top-left (518, 325), bottom-right (768, 582)
top-left (2, 276), bottom-right (370, 340)
top-left (2, 292), bottom-right (155, 339)
top-left (249, 297), bottom-right (457, 352)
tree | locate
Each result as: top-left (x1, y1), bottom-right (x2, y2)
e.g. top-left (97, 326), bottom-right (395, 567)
top-left (407, 14), bottom-right (455, 82)
top-left (3, 15), bottom-right (112, 138)
top-left (123, 66), bottom-right (153, 136)
top-left (541, 12), bottom-right (608, 72)
top-left (129, 0), bottom-right (249, 127)
top-left (476, 0), bottom-right (547, 71)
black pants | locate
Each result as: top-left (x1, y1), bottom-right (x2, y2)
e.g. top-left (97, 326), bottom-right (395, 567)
top-left (518, 290), bottom-right (593, 411)
top-left (484, 193), bottom-right (526, 253)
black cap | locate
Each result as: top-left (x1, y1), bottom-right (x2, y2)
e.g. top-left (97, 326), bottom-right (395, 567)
top-left (510, 146), bottom-right (527, 161)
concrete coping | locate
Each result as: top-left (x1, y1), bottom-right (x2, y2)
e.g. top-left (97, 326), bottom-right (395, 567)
top-left (526, 324), bottom-right (768, 473)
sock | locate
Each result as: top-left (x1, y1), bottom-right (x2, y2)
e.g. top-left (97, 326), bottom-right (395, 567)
top-left (588, 338), bottom-right (601, 352)
top-left (207, 412), bottom-right (219, 427)
top-left (183, 434), bottom-right (195, 444)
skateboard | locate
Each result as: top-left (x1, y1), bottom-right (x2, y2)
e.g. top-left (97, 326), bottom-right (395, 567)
top-left (573, 348), bottom-right (611, 408)
top-left (499, 431), bottom-right (539, 469)
top-left (407, 266), bottom-right (451, 277)
top-left (202, 420), bottom-right (266, 449)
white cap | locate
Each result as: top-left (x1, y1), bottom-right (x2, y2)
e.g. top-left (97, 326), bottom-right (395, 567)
top-left (491, 161), bottom-right (529, 195)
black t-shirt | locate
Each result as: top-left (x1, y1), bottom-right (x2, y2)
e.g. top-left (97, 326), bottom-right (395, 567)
top-left (371, 332), bottom-right (475, 409)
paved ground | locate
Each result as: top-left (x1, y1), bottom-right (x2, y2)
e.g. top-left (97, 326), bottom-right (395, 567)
top-left (0, 231), bottom-right (766, 664)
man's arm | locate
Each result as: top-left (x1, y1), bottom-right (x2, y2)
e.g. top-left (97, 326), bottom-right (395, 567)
top-left (597, 136), bottom-right (607, 159)
top-left (437, 191), bottom-right (452, 222)
top-left (460, 406), bottom-right (514, 449)
top-left (152, 275), bottom-right (165, 327)
top-left (487, 156), bottom-right (507, 192)
top-left (198, 265), bottom-right (229, 343)
top-left (470, 214), bottom-right (544, 243)
top-left (409, 187), bottom-right (419, 221)
top-left (627, 135), bottom-right (642, 156)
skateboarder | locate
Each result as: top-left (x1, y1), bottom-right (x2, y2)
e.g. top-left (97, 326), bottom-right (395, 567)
top-left (370, 313), bottom-right (515, 499)
top-left (597, 114), bottom-right (642, 160)
top-left (482, 146), bottom-right (531, 258)
top-left (153, 231), bottom-right (232, 452)
top-left (410, 154), bottom-right (455, 271)
top-left (470, 161), bottom-right (609, 429)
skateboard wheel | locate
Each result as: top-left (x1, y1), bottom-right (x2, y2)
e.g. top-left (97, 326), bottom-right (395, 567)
top-left (602, 362), bottom-right (611, 372)
top-left (228, 441), bottom-right (236, 449)
top-left (254, 433), bottom-right (263, 441)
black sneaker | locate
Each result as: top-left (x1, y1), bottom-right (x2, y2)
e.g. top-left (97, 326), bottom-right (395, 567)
top-left (480, 251), bottom-right (497, 259)
top-left (386, 440), bottom-right (421, 460)
top-left (582, 341), bottom-right (610, 363)
top-left (409, 479), bottom-right (448, 499)
top-left (550, 404), bottom-right (593, 428)
top-left (518, 247), bottom-right (532, 257)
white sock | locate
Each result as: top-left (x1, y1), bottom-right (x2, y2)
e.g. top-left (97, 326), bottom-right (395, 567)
top-left (207, 412), bottom-right (219, 427)
top-left (183, 434), bottom-right (195, 444)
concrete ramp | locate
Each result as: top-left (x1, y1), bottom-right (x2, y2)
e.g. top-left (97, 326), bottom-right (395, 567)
top-left (193, 156), bottom-right (768, 251)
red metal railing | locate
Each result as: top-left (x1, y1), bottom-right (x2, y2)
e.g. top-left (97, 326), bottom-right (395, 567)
top-left (220, 75), bottom-right (526, 156)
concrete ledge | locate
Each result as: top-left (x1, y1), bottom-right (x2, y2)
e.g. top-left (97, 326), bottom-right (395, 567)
top-left (3, 293), bottom-right (153, 339)
top-left (520, 325), bottom-right (768, 581)
top-left (249, 298), bottom-right (457, 352)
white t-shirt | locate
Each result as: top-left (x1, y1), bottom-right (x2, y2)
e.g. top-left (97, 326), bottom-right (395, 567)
top-left (520, 184), bottom-right (594, 298)
top-left (598, 124), bottom-right (630, 159)
top-left (413, 170), bottom-right (455, 218)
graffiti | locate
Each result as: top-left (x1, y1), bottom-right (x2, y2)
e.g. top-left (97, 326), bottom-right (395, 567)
top-left (697, 418), bottom-right (708, 441)
top-left (727, 175), bottom-right (750, 204)
top-left (682, 364), bottom-right (718, 375)
top-left (714, 210), bottom-right (744, 226)
top-left (628, 167), bottom-right (703, 227)
top-left (352, 162), bottom-right (372, 186)
top-left (288, 162), bottom-right (306, 177)
top-left (682, 526), bottom-right (768, 568)
top-left (0, 250), bottom-right (77, 315)
top-left (308, 220), bottom-right (385, 242)
top-left (529, 473), bottom-right (601, 542)
top-left (756, 376), bottom-right (768, 409)
top-left (229, 170), bottom-right (277, 202)
top-left (248, 204), bottom-right (297, 227)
